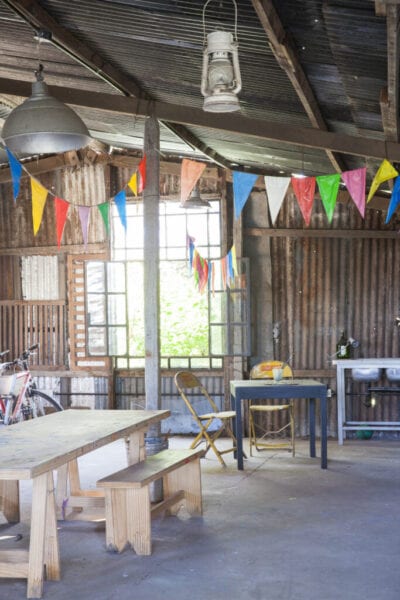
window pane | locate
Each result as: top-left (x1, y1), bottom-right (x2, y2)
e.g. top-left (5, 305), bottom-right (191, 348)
top-left (107, 263), bottom-right (125, 293)
top-left (109, 327), bottom-right (127, 355)
top-left (86, 262), bottom-right (105, 293)
top-left (108, 294), bottom-right (126, 325)
top-left (88, 327), bottom-right (107, 355)
top-left (87, 294), bottom-right (105, 325)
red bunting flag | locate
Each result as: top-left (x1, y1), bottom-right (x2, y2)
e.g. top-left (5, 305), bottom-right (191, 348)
top-left (54, 197), bottom-right (70, 248)
top-left (291, 176), bottom-right (316, 226)
top-left (138, 155), bottom-right (146, 194)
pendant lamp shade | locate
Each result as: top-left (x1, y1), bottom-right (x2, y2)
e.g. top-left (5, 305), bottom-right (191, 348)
top-left (2, 67), bottom-right (91, 155)
top-left (180, 185), bottom-right (211, 209)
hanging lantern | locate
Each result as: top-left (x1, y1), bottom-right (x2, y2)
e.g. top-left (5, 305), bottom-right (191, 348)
top-left (201, 0), bottom-right (242, 113)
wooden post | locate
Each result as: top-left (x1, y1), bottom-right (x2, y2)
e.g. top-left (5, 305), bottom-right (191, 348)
top-left (143, 116), bottom-right (161, 438)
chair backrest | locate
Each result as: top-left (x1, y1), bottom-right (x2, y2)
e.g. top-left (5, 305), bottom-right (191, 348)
top-left (250, 360), bottom-right (293, 380)
top-left (174, 371), bottom-right (219, 418)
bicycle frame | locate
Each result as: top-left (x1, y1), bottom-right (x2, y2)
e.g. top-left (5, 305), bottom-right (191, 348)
top-left (0, 370), bottom-right (32, 424)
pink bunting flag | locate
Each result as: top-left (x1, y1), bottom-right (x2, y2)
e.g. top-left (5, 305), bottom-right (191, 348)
top-left (30, 178), bottom-right (48, 235)
top-left (78, 205), bottom-right (90, 248)
top-left (54, 197), bottom-right (70, 248)
top-left (180, 159), bottom-right (207, 203)
top-left (341, 167), bottom-right (366, 218)
top-left (291, 176), bottom-right (316, 226)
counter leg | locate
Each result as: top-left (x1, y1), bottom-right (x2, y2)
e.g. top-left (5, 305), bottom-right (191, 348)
top-left (337, 367), bottom-right (345, 445)
top-left (320, 392), bottom-right (328, 469)
top-left (309, 398), bottom-right (316, 458)
top-left (235, 394), bottom-right (243, 470)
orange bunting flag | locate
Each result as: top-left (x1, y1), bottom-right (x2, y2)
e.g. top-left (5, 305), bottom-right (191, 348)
top-left (291, 176), bottom-right (316, 226)
top-left (54, 197), bottom-right (70, 248)
top-left (367, 159), bottom-right (399, 202)
top-left (221, 257), bottom-right (227, 291)
top-left (192, 249), bottom-right (209, 294)
top-left (180, 159), bottom-right (206, 204)
top-left (128, 172), bottom-right (138, 196)
top-left (138, 155), bottom-right (146, 194)
top-left (30, 178), bottom-right (48, 235)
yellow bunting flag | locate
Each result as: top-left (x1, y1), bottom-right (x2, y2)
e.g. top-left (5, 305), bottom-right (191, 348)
top-left (367, 159), bottom-right (399, 202)
top-left (128, 172), bottom-right (138, 196)
top-left (30, 178), bottom-right (48, 235)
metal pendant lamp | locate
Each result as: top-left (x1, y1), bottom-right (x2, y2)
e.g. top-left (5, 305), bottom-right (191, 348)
top-left (2, 64), bottom-right (91, 155)
top-left (180, 185), bottom-right (211, 209)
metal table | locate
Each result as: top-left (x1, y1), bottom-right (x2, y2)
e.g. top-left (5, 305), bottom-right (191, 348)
top-left (230, 379), bottom-right (328, 470)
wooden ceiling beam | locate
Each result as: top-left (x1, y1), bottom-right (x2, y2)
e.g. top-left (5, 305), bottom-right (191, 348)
top-left (251, 0), bottom-right (346, 173)
top-left (379, 4), bottom-right (400, 141)
top-left (2, 78), bottom-right (400, 161)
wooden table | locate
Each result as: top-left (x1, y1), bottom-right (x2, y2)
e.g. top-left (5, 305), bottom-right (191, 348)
top-left (0, 409), bottom-right (170, 598)
top-left (230, 379), bottom-right (328, 470)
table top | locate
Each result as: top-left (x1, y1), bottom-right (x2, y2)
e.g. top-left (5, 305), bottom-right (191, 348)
top-left (230, 379), bottom-right (327, 399)
top-left (0, 409), bottom-right (170, 480)
top-left (333, 358), bottom-right (400, 367)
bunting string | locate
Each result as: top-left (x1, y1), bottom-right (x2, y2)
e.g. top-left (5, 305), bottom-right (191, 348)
top-left (187, 233), bottom-right (238, 295)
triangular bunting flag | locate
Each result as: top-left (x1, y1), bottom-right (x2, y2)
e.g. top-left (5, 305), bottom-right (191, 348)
top-left (78, 205), bottom-right (90, 247)
top-left (316, 173), bottom-right (340, 223)
top-left (97, 202), bottom-right (110, 233)
top-left (231, 245), bottom-right (238, 277)
top-left (6, 148), bottom-right (22, 202)
top-left (264, 176), bottom-right (290, 225)
top-left (233, 171), bottom-right (258, 219)
top-left (367, 159), bottom-right (399, 202)
top-left (54, 197), bottom-right (70, 248)
top-left (128, 172), bottom-right (138, 196)
top-left (114, 190), bottom-right (127, 230)
top-left (341, 167), bottom-right (366, 218)
top-left (385, 176), bottom-right (400, 224)
top-left (138, 155), bottom-right (146, 194)
top-left (180, 159), bottom-right (206, 203)
top-left (30, 178), bottom-right (48, 235)
top-left (291, 176), bottom-right (316, 226)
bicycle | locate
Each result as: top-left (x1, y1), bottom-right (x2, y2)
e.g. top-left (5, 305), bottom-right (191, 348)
top-left (0, 344), bottom-right (63, 425)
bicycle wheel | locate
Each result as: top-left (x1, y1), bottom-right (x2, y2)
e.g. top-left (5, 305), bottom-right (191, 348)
top-left (29, 389), bottom-right (63, 417)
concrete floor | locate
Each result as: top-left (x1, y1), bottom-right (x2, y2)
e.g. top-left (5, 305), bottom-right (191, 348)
top-left (1, 437), bottom-right (400, 600)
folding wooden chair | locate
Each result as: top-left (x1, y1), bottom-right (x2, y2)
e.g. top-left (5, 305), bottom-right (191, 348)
top-left (174, 371), bottom-right (238, 467)
top-left (248, 361), bottom-right (295, 457)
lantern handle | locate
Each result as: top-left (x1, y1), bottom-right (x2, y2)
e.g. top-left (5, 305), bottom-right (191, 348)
top-left (202, 0), bottom-right (238, 45)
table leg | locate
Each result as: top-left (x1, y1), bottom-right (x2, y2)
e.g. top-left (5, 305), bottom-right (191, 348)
top-left (125, 430), bottom-right (146, 465)
top-left (337, 366), bottom-right (345, 445)
top-left (0, 480), bottom-right (20, 523)
top-left (309, 398), bottom-right (316, 458)
top-left (234, 394), bottom-right (243, 470)
top-left (320, 392), bottom-right (328, 469)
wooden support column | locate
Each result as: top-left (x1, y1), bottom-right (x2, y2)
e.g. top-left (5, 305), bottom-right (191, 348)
top-left (143, 116), bottom-right (161, 438)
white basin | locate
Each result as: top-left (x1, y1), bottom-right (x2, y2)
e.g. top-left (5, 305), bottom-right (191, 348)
top-left (351, 368), bottom-right (382, 382)
top-left (386, 368), bottom-right (400, 382)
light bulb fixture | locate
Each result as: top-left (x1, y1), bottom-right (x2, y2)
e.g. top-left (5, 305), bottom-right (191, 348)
top-left (179, 185), bottom-right (211, 209)
top-left (2, 64), bottom-right (91, 155)
top-left (201, 0), bottom-right (242, 113)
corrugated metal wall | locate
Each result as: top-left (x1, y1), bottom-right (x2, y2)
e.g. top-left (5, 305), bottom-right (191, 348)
top-left (245, 190), bottom-right (400, 438)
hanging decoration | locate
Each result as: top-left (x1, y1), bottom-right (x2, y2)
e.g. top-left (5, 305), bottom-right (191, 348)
top-left (341, 167), bottom-right (367, 218)
top-left (97, 202), bottom-right (110, 233)
top-left (5, 148), bottom-right (22, 202)
top-left (233, 171), bottom-right (258, 219)
top-left (114, 190), bottom-right (127, 230)
top-left (291, 176), bottom-right (316, 226)
top-left (128, 172), bottom-right (138, 196)
top-left (264, 176), bottom-right (290, 225)
top-left (54, 197), bottom-right (70, 248)
top-left (187, 233), bottom-right (238, 294)
top-left (78, 205), bottom-right (90, 248)
top-left (30, 178), bottom-right (48, 235)
top-left (180, 159), bottom-right (207, 204)
top-left (367, 159), bottom-right (398, 203)
top-left (138, 155), bottom-right (146, 194)
top-left (316, 173), bottom-right (340, 223)
top-left (385, 176), bottom-right (400, 224)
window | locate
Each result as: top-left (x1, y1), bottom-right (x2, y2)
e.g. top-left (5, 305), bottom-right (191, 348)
top-left (85, 199), bottom-right (250, 368)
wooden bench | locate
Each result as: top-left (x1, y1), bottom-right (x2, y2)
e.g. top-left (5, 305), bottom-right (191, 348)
top-left (97, 448), bottom-right (204, 556)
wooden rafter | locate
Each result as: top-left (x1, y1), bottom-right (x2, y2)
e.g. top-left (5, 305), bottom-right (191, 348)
top-left (2, 0), bottom-right (231, 169)
top-left (378, 3), bottom-right (400, 141)
top-left (250, 0), bottom-right (346, 173)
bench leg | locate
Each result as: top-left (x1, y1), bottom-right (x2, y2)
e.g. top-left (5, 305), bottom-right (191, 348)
top-left (163, 459), bottom-right (203, 517)
top-left (0, 480), bottom-right (20, 523)
top-left (126, 487), bottom-right (151, 556)
top-left (104, 489), bottom-right (128, 553)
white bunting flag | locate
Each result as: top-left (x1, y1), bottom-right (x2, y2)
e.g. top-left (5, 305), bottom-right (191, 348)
top-left (264, 176), bottom-right (290, 225)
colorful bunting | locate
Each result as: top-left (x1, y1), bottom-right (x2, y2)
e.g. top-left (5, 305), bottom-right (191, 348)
top-left (316, 173), bottom-right (340, 223)
top-left (78, 206), bottom-right (90, 247)
top-left (233, 171), bottom-right (258, 220)
top-left (30, 178), bottom-right (48, 235)
top-left (291, 176), bottom-right (316, 226)
top-left (341, 167), bottom-right (366, 218)
top-left (54, 197), bottom-right (70, 248)
top-left (6, 148), bottom-right (22, 202)
top-left (97, 202), bottom-right (110, 233)
top-left (138, 155), bottom-right (146, 194)
top-left (264, 176), bottom-right (290, 225)
top-left (385, 176), bottom-right (400, 224)
top-left (114, 190), bottom-right (127, 230)
top-left (180, 159), bottom-right (207, 203)
top-left (128, 172), bottom-right (138, 196)
top-left (367, 159), bottom-right (398, 203)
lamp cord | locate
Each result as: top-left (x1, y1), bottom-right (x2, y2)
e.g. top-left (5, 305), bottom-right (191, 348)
top-left (202, 0), bottom-right (238, 45)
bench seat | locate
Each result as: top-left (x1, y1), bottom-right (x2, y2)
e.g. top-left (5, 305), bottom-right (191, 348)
top-left (97, 448), bottom-right (204, 555)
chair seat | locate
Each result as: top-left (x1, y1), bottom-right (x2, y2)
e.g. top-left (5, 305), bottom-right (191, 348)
top-left (200, 410), bottom-right (236, 420)
top-left (250, 404), bottom-right (290, 412)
